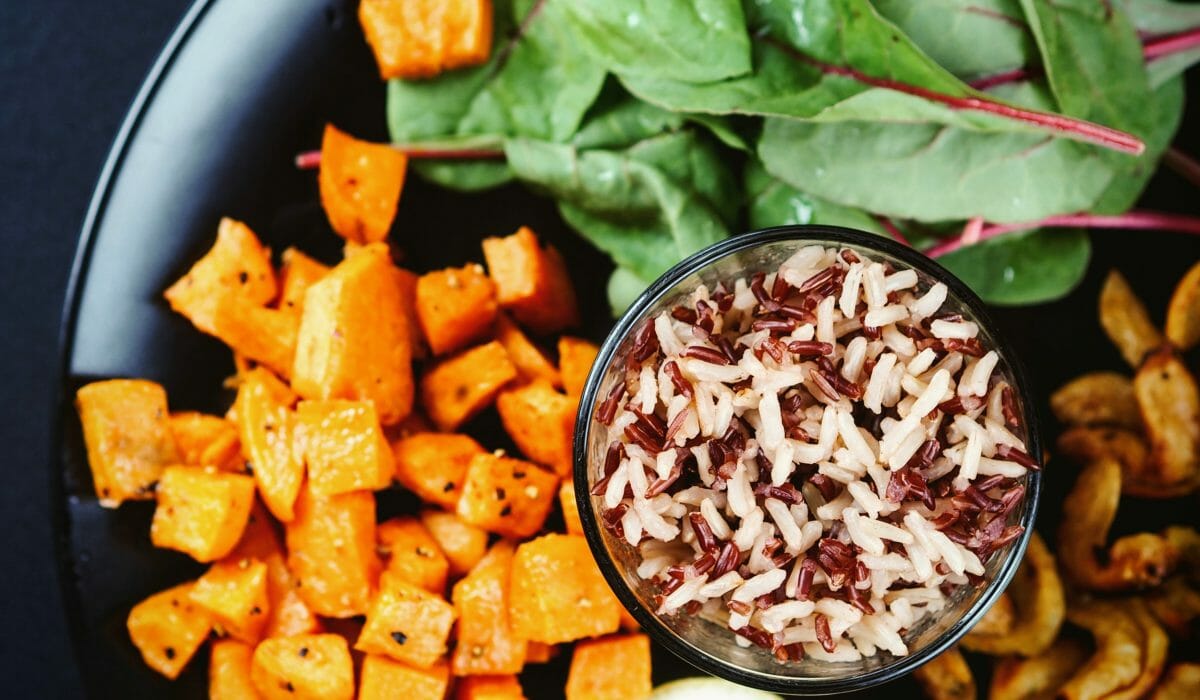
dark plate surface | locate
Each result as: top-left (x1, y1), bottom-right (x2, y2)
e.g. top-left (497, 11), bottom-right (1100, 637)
top-left (54, 0), bottom-right (1200, 697)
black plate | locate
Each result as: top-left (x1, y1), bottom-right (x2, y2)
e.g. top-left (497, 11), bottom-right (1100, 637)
top-left (53, 0), bottom-right (1200, 697)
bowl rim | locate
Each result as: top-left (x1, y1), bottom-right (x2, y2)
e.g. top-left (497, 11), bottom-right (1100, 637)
top-left (573, 224), bottom-right (1042, 695)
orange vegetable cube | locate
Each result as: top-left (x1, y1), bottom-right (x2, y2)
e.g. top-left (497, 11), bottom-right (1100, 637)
top-left (164, 217), bottom-right (276, 336)
top-left (421, 341), bottom-right (517, 431)
top-left (557, 337), bottom-right (599, 398)
top-left (76, 379), bottom-right (179, 507)
top-left (251, 634), bottom-right (354, 700)
top-left (419, 510), bottom-right (489, 575)
top-left (213, 296), bottom-right (300, 379)
top-left (230, 503), bottom-right (324, 638)
top-left (286, 487), bottom-right (380, 618)
top-left (392, 432), bottom-right (485, 509)
top-left (416, 264), bottom-right (498, 356)
top-left (210, 639), bottom-right (257, 700)
top-left (292, 243), bottom-right (414, 425)
top-left (452, 541), bottom-right (525, 676)
top-left (493, 314), bottom-right (559, 386)
top-left (126, 581), bottom-right (212, 680)
top-left (318, 124), bottom-right (407, 245)
top-left (189, 558), bottom-right (270, 643)
top-left (377, 516), bottom-right (450, 594)
top-left (566, 634), bottom-right (652, 700)
top-left (524, 642), bottom-right (556, 664)
top-left (169, 411), bottom-right (242, 472)
top-left (510, 534), bottom-right (621, 644)
top-left (359, 0), bottom-right (493, 80)
top-left (356, 572), bottom-right (457, 668)
top-left (495, 379), bottom-right (575, 476)
top-left (396, 266), bottom-right (427, 359)
top-left (360, 655), bottom-right (450, 700)
top-left (151, 466), bottom-right (255, 562)
top-left (482, 227), bottom-right (578, 335)
top-left (296, 399), bottom-right (394, 496)
top-left (235, 369), bottom-right (304, 522)
top-left (455, 675), bottom-right (526, 700)
top-left (457, 453), bottom-right (558, 538)
top-left (278, 247), bottom-right (330, 316)
top-left (559, 481), bottom-right (583, 536)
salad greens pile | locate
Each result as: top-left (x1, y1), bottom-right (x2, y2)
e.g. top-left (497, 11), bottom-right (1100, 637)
top-left (386, 0), bottom-right (1200, 313)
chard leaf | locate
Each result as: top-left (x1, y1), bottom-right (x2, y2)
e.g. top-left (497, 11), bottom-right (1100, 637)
top-left (743, 161), bottom-right (886, 235)
top-left (556, 0), bottom-right (752, 83)
top-left (938, 229), bottom-right (1091, 305)
top-left (571, 100), bottom-right (684, 150)
top-left (607, 266), bottom-right (656, 316)
top-left (1092, 76), bottom-right (1184, 213)
top-left (1120, 0), bottom-right (1200, 87)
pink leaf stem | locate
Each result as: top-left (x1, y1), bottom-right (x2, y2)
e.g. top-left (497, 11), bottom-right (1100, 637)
top-left (925, 210), bottom-right (1200, 258)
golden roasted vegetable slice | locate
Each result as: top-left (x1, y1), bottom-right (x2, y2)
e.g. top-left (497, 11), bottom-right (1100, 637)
top-left (1056, 426), bottom-right (1195, 498)
top-left (989, 637), bottom-right (1090, 700)
top-left (1165, 525), bottom-right (1200, 572)
top-left (318, 123), bottom-right (407, 245)
top-left (1058, 458), bottom-right (1178, 591)
top-left (1146, 576), bottom-right (1200, 637)
top-left (1100, 269), bottom-right (1164, 368)
top-left (962, 532), bottom-right (1063, 656)
top-left (1061, 598), bottom-right (1168, 700)
top-left (912, 646), bottom-right (975, 700)
top-left (1134, 348), bottom-right (1200, 488)
top-left (1152, 663), bottom-right (1200, 700)
top-left (1165, 260), bottom-right (1200, 350)
top-left (1050, 372), bottom-right (1141, 430)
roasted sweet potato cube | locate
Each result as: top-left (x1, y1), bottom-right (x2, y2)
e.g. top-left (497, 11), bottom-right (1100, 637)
top-left (482, 227), bottom-right (578, 335)
top-left (292, 243), bottom-right (414, 425)
top-left (126, 581), bottom-right (212, 680)
top-left (524, 642), bottom-right (556, 664)
top-left (361, 655), bottom-right (450, 700)
top-left (455, 675), bottom-right (527, 700)
top-left (419, 510), bottom-right (489, 575)
top-left (190, 558), bottom-right (270, 643)
top-left (251, 634), bottom-right (354, 700)
top-left (318, 124), bottom-right (407, 245)
top-left (457, 453), bottom-right (558, 538)
top-left (356, 572), bottom-right (457, 668)
top-left (452, 541), bottom-right (525, 676)
top-left (213, 297), bottom-right (300, 379)
top-left (296, 400), bottom-right (394, 496)
top-left (235, 369), bottom-right (304, 522)
top-left (557, 337), bottom-right (599, 398)
top-left (510, 534), bottom-right (621, 644)
top-left (151, 466), bottom-right (255, 562)
top-left (76, 379), bottom-right (179, 506)
top-left (169, 411), bottom-right (242, 472)
top-left (392, 432), bottom-right (485, 509)
top-left (416, 264), bottom-right (498, 356)
top-left (421, 341), bottom-right (517, 431)
top-left (278, 247), bottom-right (330, 316)
top-left (494, 314), bottom-right (559, 386)
top-left (377, 517), bottom-right (450, 594)
top-left (210, 639), bottom-right (257, 700)
top-left (566, 634), bottom-right (651, 700)
top-left (164, 217), bottom-right (276, 336)
top-left (396, 266), bottom-right (427, 359)
top-left (286, 487), bottom-right (380, 618)
top-left (359, 0), bottom-right (493, 80)
top-left (495, 379), bottom-right (575, 476)
top-left (231, 505), bottom-right (323, 638)
top-left (559, 481), bottom-right (583, 536)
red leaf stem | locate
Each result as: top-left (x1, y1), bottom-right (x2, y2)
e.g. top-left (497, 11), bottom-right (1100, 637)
top-left (1163, 147), bottom-right (1200, 190)
top-left (875, 216), bottom-right (912, 246)
top-left (925, 210), bottom-right (1200, 258)
top-left (294, 146), bottom-right (506, 170)
top-left (1143, 26), bottom-right (1200, 61)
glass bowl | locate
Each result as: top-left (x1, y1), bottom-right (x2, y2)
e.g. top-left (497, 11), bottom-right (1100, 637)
top-left (572, 225), bottom-right (1042, 695)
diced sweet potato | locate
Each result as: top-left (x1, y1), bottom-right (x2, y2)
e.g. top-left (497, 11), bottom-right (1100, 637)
top-left (416, 264), bottom-right (498, 356)
top-left (212, 296), bottom-right (300, 379)
top-left (482, 227), bottom-right (578, 335)
top-left (495, 379), bottom-right (575, 476)
top-left (286, 487), bottom-right (380, 618)
top-left (452, 541), bottom-right (525, 676)
top-left (360, 655), bottom-right (451, 700)
top-left (76, 379), bottom-right (179, 506)
top-left (231, 507), bottom-right (324, 638)
top-left (421, 341), bottom-right (517, 431)
top-left (559, 481), bottom-right (583, 536)
top-left (510, 534), bottom-right (621, 644)
top-left (359, 0), bottom-right (493, 80)
top-left (210, 639), bottom-right (257, 700)
top-left (377, 516), bottom-right (450, 594)
top-left (355, 572), bottom-right (457, 668)
top-left (126, 581), bottom-right (212, 680)
top-left (457, 453), bottom-right (558, 538)
top-left (169, 411), bottom-right (242, 472)
top-left (392, 432), bottom-right (485, 509)
top-left (455, 675), bottom-right (527, 700)
top-left (151, 466), bottom-right (255, 562)
top-left (419, 510), bottom-right (489, 575)
top-left (296, 400), bottom-right (394, 496)
top-left (557, 337), bottom-right (599, 398)
top-left (396, 266), bottom-right (427, 359)
top-left (318, 124), bottom-right (407, 245)
top-left (235, 369), bottom-right (304, 522)
top-left (251, 634), bottom-right (354, 700)
top-left (524, 642), bottom-right (556, 664)
top-left (190, 558), bottom-right (270, 644)
top-left (278, 247), bottom-right (330, 316)
top-left (565, 634), bottom-right (652, 700)
top-left (164, 217), bottom-right (276, 336)
top-left (292, 243), bottom-right (413, 425)
top-left (494, 314), bottom-right (559, 387)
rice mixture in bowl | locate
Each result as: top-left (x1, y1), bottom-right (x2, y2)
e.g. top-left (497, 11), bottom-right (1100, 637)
top-left (576, 227), bottom-right (1041, 692)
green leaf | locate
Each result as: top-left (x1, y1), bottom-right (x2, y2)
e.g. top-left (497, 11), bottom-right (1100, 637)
top-left (556, 0), bottom-right (752, 83)
top-left (686, 114), bottom-right (753, 152)
top-left (1120, 0), bottom-right (1200, 87)
top-left (607, 266), bottom-right (657, 316)
top-left (938, 229), bottom-right (1091, 305)
top-left (1092, 76), bottom-right (1185, 213)
top-left (743, 161), bottom-right (886, 234)
top-left (572, 99), bottom-right (685, 150)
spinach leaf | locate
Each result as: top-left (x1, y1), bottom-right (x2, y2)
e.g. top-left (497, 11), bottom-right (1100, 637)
top-left (1121, 0), bottom-right (1200, 87)
top-left (607, 266), bottom-right (657, 316)
top-left (743, 161), bottom-right (887, 235)
top-left (557, 0), bottom-right (752, 83)
top-left (571, 99), bottom-right (685, 150)
top-left (938, 229), bottom-right (1090, 305)
top-left (1092, 76), bottom-right (1184, 213)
